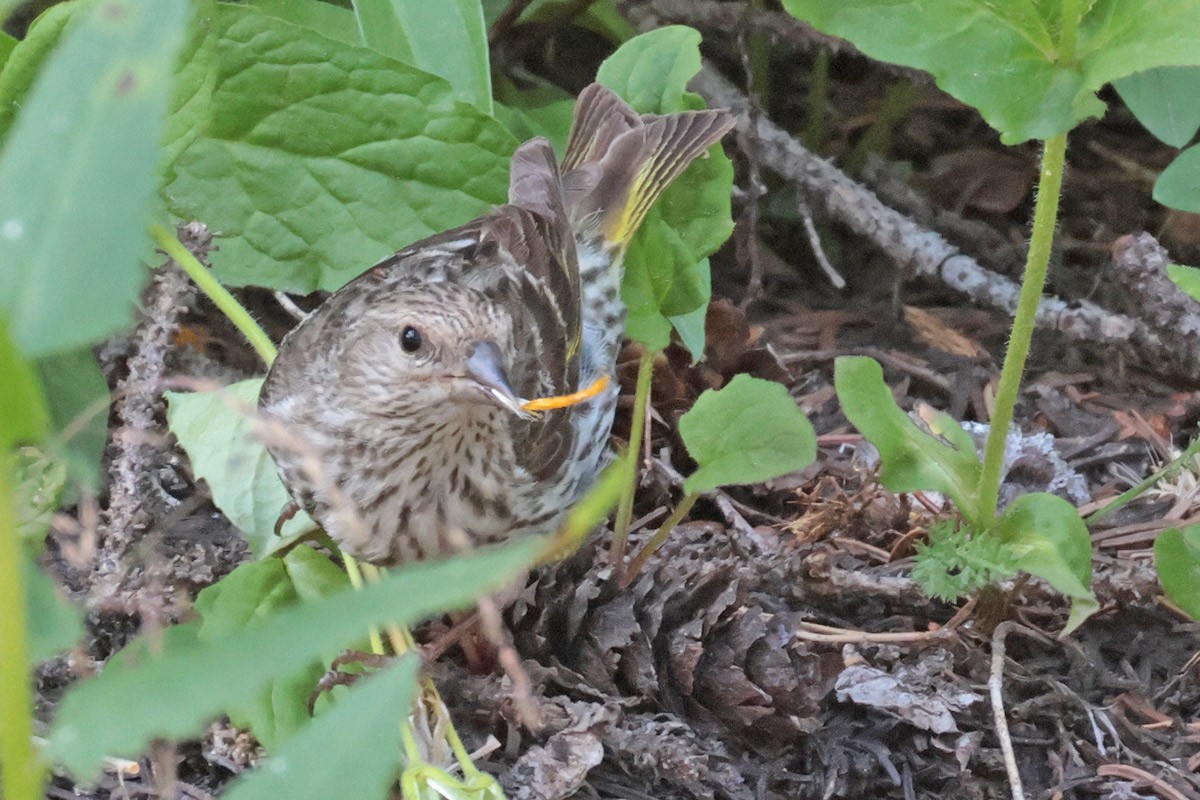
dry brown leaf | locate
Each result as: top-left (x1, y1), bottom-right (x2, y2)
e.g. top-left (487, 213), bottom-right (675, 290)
top-left (904, 306), bottom-right (986, 358)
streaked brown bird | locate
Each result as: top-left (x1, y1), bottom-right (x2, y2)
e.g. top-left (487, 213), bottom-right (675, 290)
top-left (259, 84), bottom-right (734, 566)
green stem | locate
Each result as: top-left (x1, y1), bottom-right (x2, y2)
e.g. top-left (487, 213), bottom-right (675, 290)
top-left (610, 348), bottom-right (655, 564)
top-left (976, 132), bottom-right (1068, 525)
top-left (1086, 431), bottom-right (1200, 526)
top-left (0, 458), bottom-right (40, 800)
top-left (802, 49), bottom-right (830, 152)
top-left (622, 491), bottom-right (699, 585)
top-left (149, 223), bottom-right (278, 367)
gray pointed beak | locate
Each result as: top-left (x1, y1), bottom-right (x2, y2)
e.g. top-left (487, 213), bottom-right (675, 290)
top-left (465, 341), bottom-right (533, 419)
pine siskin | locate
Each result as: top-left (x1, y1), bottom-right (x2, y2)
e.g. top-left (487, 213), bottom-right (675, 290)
top-left (259, 84), bottom-right (734, 565)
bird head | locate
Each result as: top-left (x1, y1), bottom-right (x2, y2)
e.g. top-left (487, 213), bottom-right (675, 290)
top-left (339, 283), bottom-right (534, 421)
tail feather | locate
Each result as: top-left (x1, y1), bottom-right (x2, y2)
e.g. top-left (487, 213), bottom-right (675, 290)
top-left (561, 84), bottom-right (735, 252)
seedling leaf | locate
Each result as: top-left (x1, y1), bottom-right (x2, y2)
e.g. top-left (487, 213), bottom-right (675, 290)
top-left (835, 356), bottom-right (983, 527)
top-left (995, 492), bottom-right (1097, 634)
top-left (24, 553), bottom-right (84, 662)
top-left (680, 374), bottom-right (817, 495)
top-left (1154, 525), bottom-right (1200, 620)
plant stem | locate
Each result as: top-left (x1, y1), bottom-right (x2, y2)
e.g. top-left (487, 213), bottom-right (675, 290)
top-left (0, 458), bottom-right (40, 800)
top-left (149, 223), bottom-right (278, 367)
top-left (622, 491), bottom-right (699, 585)
top-left (1086, 431), bottom-right (1200, 526)
top-left (976, 132), bottom-right (1068, 525)
top-left (610, 348), bottom-right (655, 564)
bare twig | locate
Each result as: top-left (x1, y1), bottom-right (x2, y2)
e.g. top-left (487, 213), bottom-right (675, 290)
top-left (687, 65), bottom-right (1200, 380)
top-left (91, 222), bottom-right (207, 599)
top-left (990, 622), bottom-right (1053, 800)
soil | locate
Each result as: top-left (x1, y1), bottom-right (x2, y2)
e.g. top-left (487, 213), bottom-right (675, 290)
top-left (33, 5), bottom-right (1200, 800)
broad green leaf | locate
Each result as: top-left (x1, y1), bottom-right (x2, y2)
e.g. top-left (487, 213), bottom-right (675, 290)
top-left (0, 1), bottom-right (76, 142)
top-left (248, 0), bottom-right (362, 47)
top-left (1168, 263), bottom-right (1200, 302)
top-left (13, 448), bottom-right (67, 549)
top-left (195, 546), bottom-right (351, 750)
top-left (223, 656), bottom-right (418, 800)
top-left (352, 0), bottom-right (492, 113)
top-left (835, 356), bottom-right (983, 527)
top-left (995, 492), bottom-right (1097, 634)
top-left (1155, 144), bottom-right (1200, 212)
top-left (35, 348), bottom-right (109, 490)
top-left (679, 374), bottom-right (816, 495)
top-left (0, 317), bottom-right (49, 451)
top-left (494, 75), bottom-right (576, 153)
top-left (46, 536), bottom-right (541, 777)
top-left (160, 0), bottom-right (219, 175)
top-left (668, 258), bottom-right (710, 363)
top-left (166, 380), bottom-right (315, 558)
top-left (0, 0), bottom-right (188, 357)
top-left (25, 553), bottom-right (83, 662)
top-left (783, 0), bottom-right (1200, 144)
top-left (1114, 66), bottom-right (1200, 148)
top-left (621, 216), bottom-right (708, 346)
top-left (163, 4), bottom-right (517, 293)
top-left (596, 25), bottom-right (702, 115)
top-left (0, 31), bottom-right (16, 70)
top-left (1155, 525), bottom-right (1200, 620)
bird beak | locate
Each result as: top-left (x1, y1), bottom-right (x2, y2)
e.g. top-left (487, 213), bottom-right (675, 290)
top-left (465, 341), bottom-right (533, 419)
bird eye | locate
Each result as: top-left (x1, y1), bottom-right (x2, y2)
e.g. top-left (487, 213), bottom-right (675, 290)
top-left (400, 325), bottom-right (423, 353)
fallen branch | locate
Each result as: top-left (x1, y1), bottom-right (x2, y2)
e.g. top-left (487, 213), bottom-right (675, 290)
top-left (688, 66), bottom-right (1200, 380)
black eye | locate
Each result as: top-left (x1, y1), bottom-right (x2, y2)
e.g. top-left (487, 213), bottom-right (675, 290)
top-left (400, 326), bottom-right (422, 353)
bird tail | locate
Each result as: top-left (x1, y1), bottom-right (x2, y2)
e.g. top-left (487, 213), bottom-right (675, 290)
top-left (560, 83), bottom-right (735, 252)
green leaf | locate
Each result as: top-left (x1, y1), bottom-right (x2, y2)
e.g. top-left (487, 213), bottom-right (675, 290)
top-left (679, 374), bottom-right (816, 495)
top-left (246, 0), bottom-right (362, 47)
top-left (995, 492), bottom-right (1097, 634)
top-left (0, 0), bottom-right (188, 357)
top-left (195, 546), bottom-right (351, 750)
top-left (166, 380), bottom-right (315, 559)
top-left (160, 0), bottom-right (219, 176)
top-left (834, 356), bottom-right (983, 526)
top-left (222, 656), bottom-right (418, 800)
top-left (1114, 66), bottom-right (1200, 148)
top-left (25, 553), bottom-right (84, 662)
top-left (352, 0), bottom-right (492, 113)
top-left (596, 25), bottom-right (702, 115)
top-left (668, 258), bottom-right (710, 363)
top-left (0, 31), bottom-right (17, 70)
top-left (46, 536), bottom-right (541, 777)
top-left (12, 448), bottom-right (67, 550)
top-left (35, 348), bottom-right (109, 490)
top-left (783, 0), bottom-right (1200, 144)
top-left (597, 28), bottom-right (734, 352)
top-left (911, 520), bottom-right (1019, 602)
top-left (0, 316), bottom-right (49, 451)
top-left (494, 75), bottom-right (575, 153)
top-left (1155, 525), bottom-right (1200, 620)
top-left (164, 4), bottom-right (517, 293)
top-left (0, 1), bottom-right (76, 143)
top-left (1168, 263), bottom-right (1200, 302)
top-left (1154, 143), bottom-right (1200, 212)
